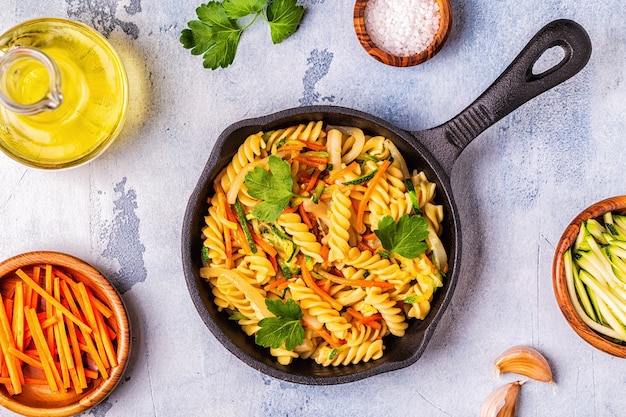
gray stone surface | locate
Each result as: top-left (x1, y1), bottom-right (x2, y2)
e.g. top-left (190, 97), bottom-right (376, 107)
top-left (0, 1), bottom-right (624, 416)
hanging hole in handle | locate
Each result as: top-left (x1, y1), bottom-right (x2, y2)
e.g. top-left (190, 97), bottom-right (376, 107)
top-left (0, 47), bottom-right (63, 115)
top-left (530, 42), bottom-right (571, 80)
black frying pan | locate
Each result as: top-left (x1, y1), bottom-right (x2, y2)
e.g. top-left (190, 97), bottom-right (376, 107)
top-left (181, 19), bottom-right (592, 385)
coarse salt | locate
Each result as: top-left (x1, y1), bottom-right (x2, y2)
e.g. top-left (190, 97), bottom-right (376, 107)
top-left (364, 0), bottom-right (440, 57)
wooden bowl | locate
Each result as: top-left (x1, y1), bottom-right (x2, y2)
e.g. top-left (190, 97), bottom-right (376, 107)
top-left (354, 0), bottom-right (452, 67)
top-left (0, 251), bottom-right (131, 416)
top-left (553, 196), bottom-right (626, 357)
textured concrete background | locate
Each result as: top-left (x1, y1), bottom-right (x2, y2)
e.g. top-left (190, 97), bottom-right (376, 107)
top-left (0, 1), bottom-right (625, 416)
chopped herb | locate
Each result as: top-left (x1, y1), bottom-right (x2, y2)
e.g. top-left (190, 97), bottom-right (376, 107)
top-left (245, 155), bottom-right (299, 222)
top-left (256, 298), bottom-right (305, 350)
top-left (201, 245), bottom-right (210, 263)
top-left (404, 296), bottom-right (417, 304)
top-left (374, 214), bottom-right (429, 259)
top-left (229, 311), bottom-right (250, 321)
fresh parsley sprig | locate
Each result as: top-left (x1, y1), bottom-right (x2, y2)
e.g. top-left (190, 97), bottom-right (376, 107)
top-left (374, 214), bottom-right (429, 259)
top-left (180, 0), bottom-right (305, 69)
top-left (244, 155), bottom-right (299, 223)
top-left (255, 298), bottom-right (305, 350)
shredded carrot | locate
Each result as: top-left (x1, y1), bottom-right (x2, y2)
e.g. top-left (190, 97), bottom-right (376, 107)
top-left (224, 202), bottom-right (254, 255)
top-left (305, 168), bottom-right (323, 192)
top-left (294, 156), bottom-right (327, 170)
top-left (315, 270), bottom-right (395, 289)
top-left (346, 308), bottom-right (382, 329)
top-left (356, 160), bottom-right (391, 233)
top-left (298, 204), bottom-right (314, 230)
top-left (300, 258), bottom-right (343, 311)
top-left (252, 234), bottom-right (278, 258)
top-left (264, 278), bottom-right (287, 291)
top-left (275, 144), bottom-right (304, 153)
top-left (327, 161), bottom-right (359, 183)
top-left (320, 245), bottom-right (330, 269)
top-left (357, 240), bottom-right (376, 253)
top-left (282, 204), bottom-right (300, 214)
top-left (268, 255), bottom-right (278, 275)
top-left (303, 322), bottom-right (343, 349)
top-left (362, 232), bottom-right (378, 241)
top-left (299, 140), bottom-right (327, 151)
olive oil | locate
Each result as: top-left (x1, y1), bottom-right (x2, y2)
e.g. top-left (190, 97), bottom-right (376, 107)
top-left (0, 18), bottom-right (128, 169)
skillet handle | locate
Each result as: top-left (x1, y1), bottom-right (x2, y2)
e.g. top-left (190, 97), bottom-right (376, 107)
top-left (417, 19), bottom-right (592, 173)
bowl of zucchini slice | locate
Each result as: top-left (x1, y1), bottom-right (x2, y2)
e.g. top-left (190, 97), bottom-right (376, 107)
top-left (553, 195), bottom-right (626, 357)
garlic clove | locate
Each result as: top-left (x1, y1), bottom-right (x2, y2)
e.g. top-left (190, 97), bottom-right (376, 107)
top-left (494, 346), bottom-right (553, 383)
top-left (480, 380), bottom-right (524, 417)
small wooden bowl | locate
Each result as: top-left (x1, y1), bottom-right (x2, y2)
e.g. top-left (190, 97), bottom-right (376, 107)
top-left (0, 251), bottom-right (131, 416)
top-left (553, 196), bottom-right (626, 357)
top-left (354, 0), bottom-right (452, 67)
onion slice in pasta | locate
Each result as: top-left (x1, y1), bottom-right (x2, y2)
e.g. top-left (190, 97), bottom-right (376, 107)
top-left (326, 129), bottom-right (343, 172)
top-left (383, 139), bottom-right (410, 179)
top-left (226, 157), bottom-right (269, 205)
top-left (200, 267), bottom-right (273, 319)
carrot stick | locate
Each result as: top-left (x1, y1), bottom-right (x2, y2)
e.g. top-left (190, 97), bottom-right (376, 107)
top-left (64, 314), bottom-right (87, 390)
top-left (299, 140), bottom-right (327, 152)
top-left (29, 267), bottom-right (40, 310)
top-left (23, 307), bottom-right (58, 392)
top-left (52, 267), bottom-right (78, 289)
top-left (95, 307), bottom-right (117, 368)
top-left (356, 160), bottom-right (391, 233)
top-left (315, 270), bottom-right (395, 289)
top-left (75, 284), bottom-right (109, 370)
top-left (9, 347), bottom-right (43, 369)
top-left (299, 258), bottom-right (343, 311)
top-left (11, 281), bottom-right (24, 353)
top-left (15, 269), bottom-right (91, 333)
top-left (0, 293), bottom-right (21, 394)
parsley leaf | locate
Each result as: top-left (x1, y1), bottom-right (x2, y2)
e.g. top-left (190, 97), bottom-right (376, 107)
top-left (180, 2), bottom-right (242, 69)
top-left (374, 214), bottom-right (429, 259)
top-left (244, 155), bottom-right (298, 222)
top-left (224, 0), bottom-right (268, 18)
top-left (256, 298), bottom-right (305, 350)
top-left (181, 0), bottom-right (305, 69)
top-left (266, 0), bottom-right (305, 44)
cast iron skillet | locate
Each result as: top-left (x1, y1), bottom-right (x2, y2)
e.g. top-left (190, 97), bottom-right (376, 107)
top-left (182, 19), bottom-right (591, 385)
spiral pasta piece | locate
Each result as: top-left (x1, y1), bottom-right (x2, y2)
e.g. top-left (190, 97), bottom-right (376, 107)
top-left (313, 340), bottom-right (385, 366)
top-left (328, 188), bottom-right (353, 263)
top-left (277, 213), bottom-right (323, 263)
top-left (289, 279), bottom-right (351, 339)
top-left (364, 287), bottom-right (408, 337)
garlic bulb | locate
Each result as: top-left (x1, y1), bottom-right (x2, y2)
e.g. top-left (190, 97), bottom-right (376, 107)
top-left (494, 346), bottom-right (553, 383)
top-left (480, 380), bottom-right (523, 417)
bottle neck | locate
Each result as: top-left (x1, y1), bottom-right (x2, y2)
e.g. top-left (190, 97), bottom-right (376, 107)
top-left (0, 47), bottom-right (63, 115)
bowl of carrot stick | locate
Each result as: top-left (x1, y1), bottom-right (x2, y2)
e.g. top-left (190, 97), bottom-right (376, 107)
top-left (0, 251), bottom-right (131, 417)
